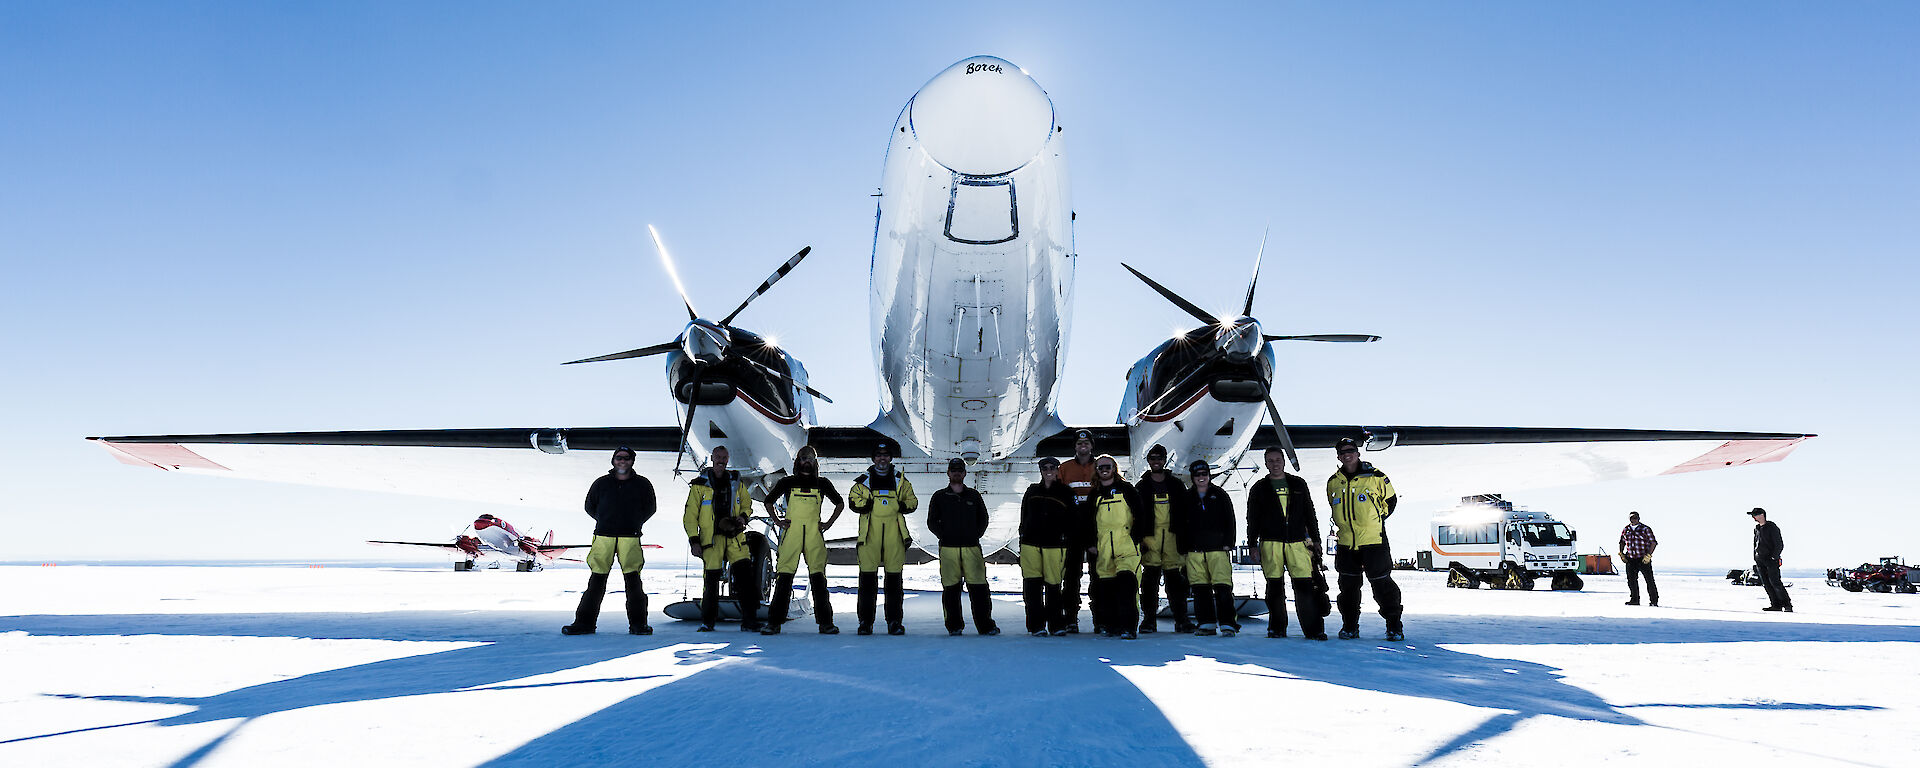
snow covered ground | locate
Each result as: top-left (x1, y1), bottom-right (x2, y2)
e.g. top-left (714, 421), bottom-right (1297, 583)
top-left (2, 564), bottom-right (1914, 767)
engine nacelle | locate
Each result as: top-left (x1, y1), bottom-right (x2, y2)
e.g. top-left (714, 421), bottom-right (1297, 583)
top-left (1118, 330), bottom-right (1274, 476)
top-left (664, 326), bottom-right (816, 478)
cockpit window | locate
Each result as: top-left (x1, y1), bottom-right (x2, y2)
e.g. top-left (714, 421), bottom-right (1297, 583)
top-left (945, 176), bottom-right (1017, 245)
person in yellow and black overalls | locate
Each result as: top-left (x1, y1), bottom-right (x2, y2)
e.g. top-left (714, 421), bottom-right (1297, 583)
top-left (1179, 460), bottom-right (1239, 636)
top-left (1077, 454), bottom-right (1148, 640)
top-left (849, 442), bottom-right (918, 635)
top-left (563, 447), bottom-right (656, 636)
top-left (1246, 446), bottom-right (1329, 641)
top-left (1328, 437), bottom-right (1404, 641)
top-left (760, 445), bottom-right (844, 635)
top-left (928, 458), bottom-right (1000, 637)
top-left (1133, 444), bottom-right (1192, 634)
top-left (684, 445), bottom-right (759, 633)
top-left (1054, 429), bottom-right (1100, 633)
top-left (1019, 456), bottom-right (1076, 636)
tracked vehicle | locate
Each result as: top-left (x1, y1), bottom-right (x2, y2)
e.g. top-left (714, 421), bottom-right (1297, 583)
top-left (1432, 494), bottom-right (1584, 591)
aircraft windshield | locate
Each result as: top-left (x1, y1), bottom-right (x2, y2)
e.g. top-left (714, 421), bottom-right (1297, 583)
top-left (1518, 522), bottom-right (1573, 547)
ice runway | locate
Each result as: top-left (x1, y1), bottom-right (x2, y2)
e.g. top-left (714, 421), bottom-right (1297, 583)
top-left (2, 564), bottom-right (1914, 767)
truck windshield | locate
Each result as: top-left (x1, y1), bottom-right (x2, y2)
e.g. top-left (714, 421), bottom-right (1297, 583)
top-left (1519, 523), bottom-right (1573, 547)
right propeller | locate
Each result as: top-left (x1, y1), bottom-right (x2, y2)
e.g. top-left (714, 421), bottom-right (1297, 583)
top-left (1122, 230), bottom-right (1379, 472)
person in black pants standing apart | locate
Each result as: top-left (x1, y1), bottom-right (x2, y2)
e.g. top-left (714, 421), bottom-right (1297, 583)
top-left (1750, 507), bottom-right (1792, 612)
top-left (1618, 511), bottom-right (1659, 607)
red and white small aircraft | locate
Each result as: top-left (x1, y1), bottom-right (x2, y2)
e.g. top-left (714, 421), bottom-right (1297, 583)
top-left (370, 514), bottom-right (592, 572)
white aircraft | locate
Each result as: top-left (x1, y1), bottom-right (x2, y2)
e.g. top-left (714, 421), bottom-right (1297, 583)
top-left (91, 55), bottom-right (1812, 565)
top-left (368, 514), bottom-right (595, 572)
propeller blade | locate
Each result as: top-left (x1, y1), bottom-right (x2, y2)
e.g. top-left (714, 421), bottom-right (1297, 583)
top-left (1263, 334), bottom-right (1381, 343)
top-left (1242, 226), bottom-right (1268, 317)
top-left (672, 373), bottom-right (701, 477)
top-left (648, 224), bottom-right (699, 322)
top-left (1122, 263), bottom-right (1220, 327)
top-left (718, 246), bottom-right (813, 327)
top-left (741, 355), bottom-right (834, 404)
top-left (562, 341), bottom-right (679, 365)
top-left (1261, 392), bottom-right (1301, 472)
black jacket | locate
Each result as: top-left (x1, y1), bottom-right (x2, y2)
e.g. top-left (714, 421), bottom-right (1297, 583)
top-left (1246, 474), bottom-right (1319, 546)
top-left (1134, 472), bottom-right (1189, 526)
top-left (1178, 484), bottom-right (1237, 553)
top-left (1077, 480), bottom-right (1148, 549)
top-left (766, 474), bottom-right (844, 508)
top-left (1753, 520), bottom-right (1785, 562)
top-left (584, 473), bottom-right (656, 537)
top-left (927, 486), bottom-right (990, 547)
top-left (1019, 481), bottom-right (1076, 548)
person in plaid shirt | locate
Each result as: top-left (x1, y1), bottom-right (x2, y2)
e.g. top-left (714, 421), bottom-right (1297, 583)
top-left (1618, 511), bottom-right (1659, 606)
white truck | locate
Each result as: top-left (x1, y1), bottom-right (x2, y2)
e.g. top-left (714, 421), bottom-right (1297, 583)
top-left (1430, 494), bottom-right (1585, 591)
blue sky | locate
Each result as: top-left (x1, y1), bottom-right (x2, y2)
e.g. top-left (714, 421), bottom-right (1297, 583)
top-left (3, 2), bottom-right (1914, 567)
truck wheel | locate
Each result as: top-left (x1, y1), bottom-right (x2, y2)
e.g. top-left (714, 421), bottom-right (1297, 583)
top-left (1551, 572), bottom-right (1583, 591)
top-left (1501, 562), bottom-right (1534, 591)
top-left (1447, 563), bottom-right (1479, 589)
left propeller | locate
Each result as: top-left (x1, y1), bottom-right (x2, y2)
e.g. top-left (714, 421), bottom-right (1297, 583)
top-left (565, 226), bottom-right (830, 473)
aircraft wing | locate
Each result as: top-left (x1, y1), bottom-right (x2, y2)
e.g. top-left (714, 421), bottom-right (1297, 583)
top-left (1043, 424), bottom-right (1811, 504)
top-left (91, 427), bottom-right (690, 511)
top-left (367, 540), bottom-right (468, 552)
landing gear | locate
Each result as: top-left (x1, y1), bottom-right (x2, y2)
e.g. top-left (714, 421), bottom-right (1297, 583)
top-left (454, 560), bottom-right (475, 572)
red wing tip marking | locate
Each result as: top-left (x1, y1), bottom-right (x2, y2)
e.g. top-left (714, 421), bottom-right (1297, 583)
top-left (96, 441), bottom-right (231, 472)
top-left (1661, 437), bottom-right (1810, 475)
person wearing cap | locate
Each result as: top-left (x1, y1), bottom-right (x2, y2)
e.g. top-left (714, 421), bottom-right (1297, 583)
top-left (1133, 444), bottom-right (1192, 634)
top-left (760, 445), bottom-right (845, 635)
top-left (1749, 507), bottom-right (1791, 612)
top-left (1054, 429), bottom-right (1100, 633)
top-left (928, 458), bottom-right (1000, 636)
top-left (1618, 511), bottom-right (1659, 607)
top-left (1019, 456), bottom-right (1077, 635)
top-left (1178, 459), bottom-right (1240, 636)
top-left (1247, 446), bottom-right (1328, 640)
top-left (564, 447), bottom-right (658, 636)
top-left (849, 442), bottom-right (919, 635)
top-left (684, 445), bottom-right (759, 632)
top-left (1079, 453), bottom-right (1148, 639)
top-left (1328, 437), bottom-right (1405, 641)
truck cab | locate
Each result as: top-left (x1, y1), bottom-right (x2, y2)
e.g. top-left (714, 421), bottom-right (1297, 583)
top-left (1431, 494), bottom-right (1584, 590)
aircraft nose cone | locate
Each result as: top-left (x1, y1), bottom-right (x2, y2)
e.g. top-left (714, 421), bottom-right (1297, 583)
top-left (910, 56), bottom-right (1055, 176)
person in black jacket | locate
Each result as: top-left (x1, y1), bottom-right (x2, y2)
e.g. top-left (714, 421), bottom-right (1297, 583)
top-left (1179, 460), bottom-right (1239, 636)
top-left (1019, 456), bottom-right (1076, 635)
top-left (563, 447), bottom-right (657, 636)
top-left (928, 458), bottom-right (998, 635)
top-left (1246, 447), bottom-right (1328, 640)
top-left (1749, 507), bottom-right (1792, 612)
top-left (1134, 444), bottom-right (1192, 634)
top-left (1079, 454), bottom-right (1148, 639)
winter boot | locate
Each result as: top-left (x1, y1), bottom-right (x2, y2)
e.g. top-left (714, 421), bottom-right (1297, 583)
top-left (968, 582), bottom-right (999, 635)
top-left (1291, 576), bottom-right (1324, 639)
top-left (622, 571), bottom-right (651, 635)
top-left (1023, 577), bottom-right (1046, 634)
top-left (1266, 578), bottom-right (1287, 638)
top-left (884, 571), bottom-right (906, 634)
top-left (1165, 569), bottom-right (1193, 633)
top-left (1213, 585), bottom-right (1239, 634)
top-left (698, 568), bottom-right (724, 631)
top-left (730, 559), bottom-right (763, 632)
top-left (1045, 582), bottom-right (1068, 635)
top-left (1138, 566), bottom-right (1162, 633)
top-left (762, 572), bottom-right (796, 635)
top-left (1192, 582), bottom-right (1218, 635)
top-left (856, 570), bottom-right (879, 634)
top-left (562, 571), bottom-right (609, 635)
top-left (942, 584), bottom-right (966, 635)
top-left (810, 572), bottom-right (839, 633)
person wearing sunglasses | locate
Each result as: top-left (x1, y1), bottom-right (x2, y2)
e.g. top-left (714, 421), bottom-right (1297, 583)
top-left (1078, 454), bottom-right (1148, 639)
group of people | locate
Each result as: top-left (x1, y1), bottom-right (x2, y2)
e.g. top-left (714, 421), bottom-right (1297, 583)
top-left (557, 431), bottom-right (1412, 641)
top-left (1616, 506), bottom-right (1793, 612)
